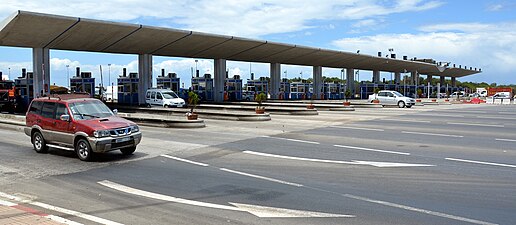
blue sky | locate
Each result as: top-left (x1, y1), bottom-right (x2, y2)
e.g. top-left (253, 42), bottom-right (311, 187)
top-left (0, 0), bottom-right (515, 87)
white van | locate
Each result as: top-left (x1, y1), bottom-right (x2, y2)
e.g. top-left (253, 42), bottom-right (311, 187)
top-left (146, 88), bottom-right (185, 108)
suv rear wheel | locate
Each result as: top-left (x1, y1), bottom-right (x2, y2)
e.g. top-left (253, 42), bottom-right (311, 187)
top-left (32, 131), bottom-right (48, 153)
top-left (120, 146), bottom-right (136, 155)
top-left (398, 101), bottom-right (406, 108)
top-left (76, 138), bottom-right (94, 161)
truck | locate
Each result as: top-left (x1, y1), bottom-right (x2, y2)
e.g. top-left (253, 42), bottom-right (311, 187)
top-left (0, 80), bottom-right (16, 113)
top-left (475, 88), bottom-right (488, 97)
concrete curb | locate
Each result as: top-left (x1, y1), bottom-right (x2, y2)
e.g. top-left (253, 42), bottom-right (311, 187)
top-left (351, 103), bottom-right (383, 108)
top-left (0, 114), bottom-right (25, 126)
top-left (120, 114), bottom-right (206, 128)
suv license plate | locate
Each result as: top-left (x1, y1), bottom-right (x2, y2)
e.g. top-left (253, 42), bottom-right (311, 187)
top-left (116, 137), bottom-right (131, 143)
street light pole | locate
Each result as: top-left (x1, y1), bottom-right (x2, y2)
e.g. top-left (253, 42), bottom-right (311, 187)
top-left (108, 64), bottom-right (111, 88)
top-left (195, 59), bottom-right (198, 75)
top-left (66, 65), bottom-right (70, 89)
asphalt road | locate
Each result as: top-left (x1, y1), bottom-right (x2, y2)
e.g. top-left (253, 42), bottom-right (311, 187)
top-left (0, 104), bottom-right (515, 225)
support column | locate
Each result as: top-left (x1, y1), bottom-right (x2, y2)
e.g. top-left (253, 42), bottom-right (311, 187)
top-left (214, 59), bottom-right (226, 102)
top-left (313, 66), bottom-right (323, 99)
top-left (346, 68), bottom-right (355, 95)
top-left (440, 76), bottom-right (446, 86)
top-left (427, 75), bottom-right (433, 85)
top-left (373, 70), bottom-right (380, 84)
top-left (394, 72), bottom-right (401, 85)
top-left (269, 63), bottom-right (281, 100)
top-left (451, 77), bottom-right (457, 87)
top-left (32, 48), bottom-right (50, 98)
top-left (411, 71), bottom-right (419, 85)
top-left (138, 54), bottom-right (153, 105)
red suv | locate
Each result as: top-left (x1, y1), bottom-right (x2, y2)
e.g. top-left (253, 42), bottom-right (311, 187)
top-left (24, 97), bottom-right (142, 161)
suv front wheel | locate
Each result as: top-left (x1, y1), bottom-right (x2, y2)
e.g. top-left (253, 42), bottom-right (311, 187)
top-left (76, 138), bottom-right (94, 161)
top-left (32, 131), bottom-right (48, 153)
top-left (120, 146), bottom-right (136, 155)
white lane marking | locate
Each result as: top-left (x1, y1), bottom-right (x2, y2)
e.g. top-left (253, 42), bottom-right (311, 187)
top-left (333, 144), bottom-right (410, 155)
top-left (498, 112), bottom-right (516, 115)
top-left (0, 191), bottom-right (24, 202)
top-left (495, 138), bottom-right (516, 142)
top-left (418, 114), bottom-right (465, 118)
top-left (343, 194), bottom-right (497, 225)
top-left (445, 158), bottom-right (516, 168)
top-left (160, 155), bottom-right (209, 167)
top-left (30, 202), bottom-right (124, 225)
top-left (0, 199), bottom-right (17, 206)
top-left (380, 118), bottom-right (431, 123)
top-left (477, 116), bottom-right (516, 120)
top-left (262, 136), bottom-right (320, 145)
top-left (228, 203), bottom-right (354, 218)
top-left (99, 180), bottom-right (353, 218)
top-left (447, 122), bottom-right (504, 128)
top-left (401, 131), bottom-right (464, 138)
top-left (45, 215), bottom-right (84, 225)
top-left (243, 151), bottom-right (433, 168)
top-left (220, 168), bottom-right (303, 187)
top-left (329, 126), bottom-right (384, 131)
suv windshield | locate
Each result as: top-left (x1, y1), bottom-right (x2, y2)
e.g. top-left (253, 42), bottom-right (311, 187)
top-left (69, 100), bottom-right (114, 120)
top-left (162, 92), bottom-right (179, 99)
top-left (392, 91), bottom-right (404, 97)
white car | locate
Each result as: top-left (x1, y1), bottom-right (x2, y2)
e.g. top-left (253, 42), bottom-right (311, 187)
top-left (146, 88), bottom-right (186, 108)
top-left (449, 91), bottom-right (465, 98)
top-left (368, 90), bottom-right (416, 108)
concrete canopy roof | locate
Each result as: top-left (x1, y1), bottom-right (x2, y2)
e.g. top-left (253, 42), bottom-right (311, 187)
top-left (0, 11), bottom-right (480, 78)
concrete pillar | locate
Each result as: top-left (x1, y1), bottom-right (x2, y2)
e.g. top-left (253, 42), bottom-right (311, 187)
top-left (440, 76), bottom-right (446, 85)
top-left (394, 72), bottom-right (401, 85)
top-left (427, 75), bottom-right (433, 85)
top-left (451, 77), bottom-right (457, 87)
top-left (373, 70), bottom-right (381, 84)
top-left (345, 68), bottom-right (355, 95)
top-left (313, 66), bottom-right (323, 99)
top-left (32, 48), bottom-right (50, 98)
top-left (138, 54), bottom-right (153, 105)
top-left (411, 71), bottom-right (419, 86)
top-left (269, 63), bottom-right (281, 100)
top-left (214, 59), bottom-right (226, 102)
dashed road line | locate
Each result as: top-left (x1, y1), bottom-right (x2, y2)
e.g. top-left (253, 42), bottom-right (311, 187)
top-left (447, 122), bottom-right (504, 128)
top-left (329, 126), bottom-right (384, 131)
top-left (495, 138), bottom-right (516, 142)
top-left (262, 136), bottom-right (320, 145)
top-left (161, 155), bottom-right (209, 167)
top-left (220, 168), bottom-right (303, 187)
top-left (445, 158), bottom-right (516, 168)
top-left (333, 144), bottom-right (410, 155)
top-left (401, 131), bottom-right (463, 138)
top-left (380, 118), bottom-right (431, 123)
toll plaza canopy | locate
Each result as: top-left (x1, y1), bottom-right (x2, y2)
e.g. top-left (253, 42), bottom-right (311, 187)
top-left (0, 11), bottom-right (480, 78)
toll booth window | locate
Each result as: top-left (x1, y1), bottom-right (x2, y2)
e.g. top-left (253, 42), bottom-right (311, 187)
top-left (54, 103), bottom-right (68, 120)
top-left (41, 102), bottom-right (56, 119)
top-left (118, 85), bottom-right (123, 93)
top-left (84, 84), bottom-right (92, 94)
top-left (29, 101), bottom-right (43, 115)
top-left (124, 83), bottom-right (131, 93)
top-left (298, 86), bottom-right (305, 93)
top-left (290, 86), bottom-right (297, 93)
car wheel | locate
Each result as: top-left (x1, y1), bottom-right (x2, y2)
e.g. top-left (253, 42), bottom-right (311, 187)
top-left (146, 103), bottom-right (152, 108)
top-left (32, 131), bottom-right (48, 153)
top-left (398, 101), bottom-right (406, 108)
top-left (75, 138), bottom-right (94, 161)
top-left (120, 146), bottom-right (136, 155)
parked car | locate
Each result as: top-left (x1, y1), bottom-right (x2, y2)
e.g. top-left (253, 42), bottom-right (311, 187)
top-left (24, 97), bottom-right (142, 161)
top-left (242, 91), bottom-right (253, 101)
top-left (368, 90), bottom-right (416, 108)
top-left (146, 88), bottom-right (186, 108)
top-left (468, 93), bottom-right (480, 98)
top-left (492, 92), bottom-right (511, 99)
top-left (449, 91), bottom-right (465, 98)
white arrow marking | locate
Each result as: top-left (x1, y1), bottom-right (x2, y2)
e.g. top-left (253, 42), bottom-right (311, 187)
top-left (229, 202), bottom-right (354, 218)
top-left (98, 180), bottom-right (353, 218)
top-left (243, 151), bottom-right (434, 168)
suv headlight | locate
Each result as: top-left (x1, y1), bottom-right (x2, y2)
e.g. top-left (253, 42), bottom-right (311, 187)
top-left (93, 130), bottom-right (111, 138)
top-left (130, 125), bottom-right (139, 133)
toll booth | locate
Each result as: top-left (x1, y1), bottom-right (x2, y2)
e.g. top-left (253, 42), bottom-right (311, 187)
top-left (225, 75), bottom-right (242, 101)
top-left (117, 68), bottom-right (139, 105)
top-left (157, 69), bottom-right (180, 92)
top-left (70, 67), bottom-right (95, 97)
top-left (192, 74), bottom-right (214, 102)
top-left (14, 68), bottom-right (34, 111)
top-left (279, 78), bottom-right (290, 100)
top-left (246, 77), bottom-right (269, 97)
top-left (290, 81), bottom-right (310, 100)
top-left (324, 82), bottom-right (343, 100)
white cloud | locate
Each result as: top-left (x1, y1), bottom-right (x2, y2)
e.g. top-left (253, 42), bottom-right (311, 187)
top-left (0, 0), bottom-right (442, 37)
top-left (332, 22), bottom-right (516, 83)
top-left (487, 4), bottom-right (503, 11)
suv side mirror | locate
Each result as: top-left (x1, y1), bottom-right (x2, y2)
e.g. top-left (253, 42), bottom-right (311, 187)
top-left (113, 109), bottom-right (118, 115)
top-left (60, 114), bottom-right (70, 121)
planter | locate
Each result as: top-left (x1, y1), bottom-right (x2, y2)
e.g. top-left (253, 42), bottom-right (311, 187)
top-left (372, 99), bottom-right (380, 104)
top-left (187, 113), bottom-right (198, 120)
top-left (445, 99), bottom-right (450, 102)
top-left (255, 108), bottom-right (265, 114)
top-left (432, 99), bottom-right (437, 102)
top-left (343, 101), bottom-right (351, 106)
top-left (416, 99), bottom-right (422, 103)
top-left (306, 104), bottom-right (315, 109)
